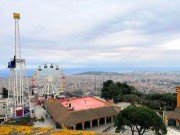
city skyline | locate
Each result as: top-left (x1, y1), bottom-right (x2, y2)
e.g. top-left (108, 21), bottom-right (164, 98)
top-left (0, 1), bottom-right (180, 71)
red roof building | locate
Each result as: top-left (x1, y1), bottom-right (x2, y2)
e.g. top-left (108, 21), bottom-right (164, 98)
top-left (45, 96), bottom-right (120, 130)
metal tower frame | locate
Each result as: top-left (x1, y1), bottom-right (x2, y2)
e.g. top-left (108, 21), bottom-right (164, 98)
top-left (6, 13), bottom-right (31, 119)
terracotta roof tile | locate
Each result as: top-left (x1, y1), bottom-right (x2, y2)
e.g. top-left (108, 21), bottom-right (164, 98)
top-left (164, 107), bottom-right (180, 120)
top-left (64, 106), bottom-right (119, 126)
top-left (45, 100), bottom-right (70, 124)
top-left (45, 99), bottom-right (119, 126)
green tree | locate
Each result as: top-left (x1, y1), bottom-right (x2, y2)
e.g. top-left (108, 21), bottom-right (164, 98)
top-left (101, 80), bottom-right (114, 99)
top-left (113, 95), bottom-right (123, 103)
top-left (1, 87), bottom-right (8, 98)
top-left (162, 93), bottom-right (176, 107)
top-left (114, 106), bottom-right (167, 135)
top-left (123, 94), bottom-right (140, 105)
top-left (146, 93), bottom-right (176, 111)
top-left (101, 80), bottom-right (136, 101)
top-left (120, 82), bottom-right (135, 95)
top-left (108, 83), bottom-right (121, 98)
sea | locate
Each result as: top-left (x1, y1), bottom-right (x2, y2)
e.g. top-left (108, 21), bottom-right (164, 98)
top-left (0, 67), bottom-right (180, 78)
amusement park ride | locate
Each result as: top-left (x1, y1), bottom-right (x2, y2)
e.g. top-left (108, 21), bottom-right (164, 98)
top-left (5, 13), bottom-right (66, 120)
top-left (31, 64), bottom-right (66, 98)
top-left (6, 13), bottom-right (32, 119)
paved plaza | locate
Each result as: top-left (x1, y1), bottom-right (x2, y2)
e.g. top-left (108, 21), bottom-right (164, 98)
top-left (34, 105), bottom-right (55, 128)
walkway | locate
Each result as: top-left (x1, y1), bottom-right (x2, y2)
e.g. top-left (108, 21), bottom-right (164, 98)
top-left (167, 127), bottom-right (180, 135)
top-left (114, 102), bottom-right (131, 110)
top-left (86, 123), bottom-right (112, 132)
top-left (33, 105), bottom-right (55, 128)
top-left (103, 126), bottom-right (180, 135)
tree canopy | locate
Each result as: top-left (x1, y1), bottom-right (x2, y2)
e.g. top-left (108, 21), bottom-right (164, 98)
top-left (114, 106), bottom-right (167, 135)
top-left (123, 94), bottom-right (140, 105)
top-left (145, 93), bottom-right (176, 111)
top-left (101, 80), bottom-right (136, 102)
top-left (100, 80), bottom-right (177, 112)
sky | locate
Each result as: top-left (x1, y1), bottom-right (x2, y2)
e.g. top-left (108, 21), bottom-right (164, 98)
top-left (0, 0), bottom-right (180, 72)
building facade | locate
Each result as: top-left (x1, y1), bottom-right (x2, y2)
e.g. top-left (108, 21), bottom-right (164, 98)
top-left (163, 87), bottom-right (180, 127)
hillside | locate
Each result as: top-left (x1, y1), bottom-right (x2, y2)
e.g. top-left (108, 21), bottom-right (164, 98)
top-left (75, 71), bottom-right (120, 75)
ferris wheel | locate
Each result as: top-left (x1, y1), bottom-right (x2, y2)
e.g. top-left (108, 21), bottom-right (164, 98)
top-left (31, 64), bottom-right (66, 98)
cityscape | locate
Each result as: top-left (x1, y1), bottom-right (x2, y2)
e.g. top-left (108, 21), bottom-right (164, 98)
top-left (1, 72), bottom-right (180, 97)
top-left (0, 1), bottom-right (180, 135)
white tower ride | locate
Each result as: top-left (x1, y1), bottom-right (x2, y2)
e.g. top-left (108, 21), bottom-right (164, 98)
top-left (7, 13), bottom-right (31, 118)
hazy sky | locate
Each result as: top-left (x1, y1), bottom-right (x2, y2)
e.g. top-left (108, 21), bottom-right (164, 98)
top-left (0, 0), bottom-right (180, 70)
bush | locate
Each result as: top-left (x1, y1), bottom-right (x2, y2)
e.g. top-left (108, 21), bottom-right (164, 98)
top-left (55, 122), bottom-right (62, 129)
top-left (122, 94), bottom-right (140, 104)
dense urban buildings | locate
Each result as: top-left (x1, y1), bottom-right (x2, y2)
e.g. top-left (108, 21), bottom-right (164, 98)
top-left (64, 72), bottom-right (180, 95)
top-left (1, 72), bottom-right (180, 96)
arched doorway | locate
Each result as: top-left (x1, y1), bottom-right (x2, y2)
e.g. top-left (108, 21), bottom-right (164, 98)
top-left (92, 119), bottom-right (98, 127)
top-left (84, 121), bottom-right (90, 129)
top-left (67, 126), bottom-right (73, 130)
top-left (106, 116), bottom-right (111, 123)
top-left (100, 118), bottom-right (105, 125)
top-left (76, 123), bottom-right (83, 130)
top-left (168, 119), bottom-right (176, 126)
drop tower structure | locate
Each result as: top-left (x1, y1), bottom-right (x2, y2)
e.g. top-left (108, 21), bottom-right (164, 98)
top-left (7, 13), bottom-right (31, 119)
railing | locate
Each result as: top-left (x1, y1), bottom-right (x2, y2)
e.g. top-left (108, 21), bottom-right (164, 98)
top-left (102, 124), bottom-right (113, 132)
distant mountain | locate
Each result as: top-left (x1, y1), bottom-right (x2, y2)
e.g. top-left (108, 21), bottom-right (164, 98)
top-left (75, 71), bottom-right (120, 75)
